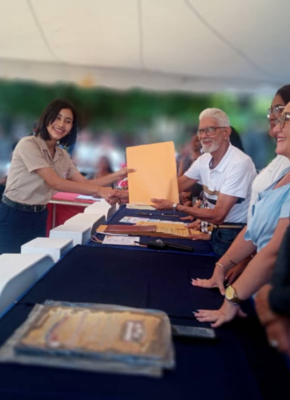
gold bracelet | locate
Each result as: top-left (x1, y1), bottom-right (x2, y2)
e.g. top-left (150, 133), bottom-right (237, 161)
top-left (215, 262), bottom-right (230, 272)
top-left (225, 253), bottom-right (237, 266)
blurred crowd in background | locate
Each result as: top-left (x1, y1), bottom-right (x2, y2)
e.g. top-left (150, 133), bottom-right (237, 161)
top-left (0, 79), bottom-right (276, 186)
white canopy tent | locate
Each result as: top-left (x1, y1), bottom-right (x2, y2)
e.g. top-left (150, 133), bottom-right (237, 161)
top-left (0, 0), bottom-right (288, 93)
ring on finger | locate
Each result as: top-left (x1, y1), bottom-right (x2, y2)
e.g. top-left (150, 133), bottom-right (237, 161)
top-left (269, 339), bottom-right (278, 348)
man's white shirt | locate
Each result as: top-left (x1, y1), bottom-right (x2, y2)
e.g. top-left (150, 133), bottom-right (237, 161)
top-left (184, 143), bottom-right (257, 223)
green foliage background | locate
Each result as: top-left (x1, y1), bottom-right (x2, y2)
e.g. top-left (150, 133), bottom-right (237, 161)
top-left (0, 79), bottom-right (274, 167)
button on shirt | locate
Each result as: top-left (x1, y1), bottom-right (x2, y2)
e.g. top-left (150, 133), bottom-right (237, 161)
top-left (184, 144), bottom-right (257, 223)
top-left (5, 136), bottom-right (79, 205)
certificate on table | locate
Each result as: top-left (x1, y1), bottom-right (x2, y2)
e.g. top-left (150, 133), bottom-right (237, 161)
top-left (102, 236), bottom-right (139, 246)
top-left (126, 141), bottom-right (179, 205)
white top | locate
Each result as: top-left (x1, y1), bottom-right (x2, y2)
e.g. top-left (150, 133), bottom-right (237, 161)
top-left (184, 143), bottom-right (257, 223)
top-left (247, 155), bottom-right (290, 222)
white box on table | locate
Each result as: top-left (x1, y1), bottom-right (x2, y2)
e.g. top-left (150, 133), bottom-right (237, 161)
top-left (49, 224), bottom-right (91, 246)
top-left (21, 238), bottom-right (73, 263)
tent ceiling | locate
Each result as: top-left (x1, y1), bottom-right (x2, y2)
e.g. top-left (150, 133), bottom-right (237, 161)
top-left (0, 0), bottom-right (288, 93)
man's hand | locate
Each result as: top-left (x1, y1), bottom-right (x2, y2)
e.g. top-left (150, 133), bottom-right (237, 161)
top-left (189, 232), bottom-right (211, 240)
top-left (151, 198), bottom-right (174, 210)
top-left (187, 219), bottom-right (201, 230)
top-left (193, 299), bottom-right (247, 328)
top-left (180, 215), bottom-right (194, 221)
top-left (191, 263), bottom-right (227, 295)
top-left (96, 187), bottom-right (117, 204)
top-left (180, 191), bottom-right (191, 206)
top-left (108, 189), bottom-right (129, 204)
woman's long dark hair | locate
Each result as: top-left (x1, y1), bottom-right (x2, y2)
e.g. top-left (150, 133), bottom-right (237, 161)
top-left (35, 98), bottom-right (78, 147)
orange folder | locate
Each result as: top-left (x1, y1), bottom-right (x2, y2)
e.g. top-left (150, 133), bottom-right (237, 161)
top-left (126, 141), bottom-right (179, 205)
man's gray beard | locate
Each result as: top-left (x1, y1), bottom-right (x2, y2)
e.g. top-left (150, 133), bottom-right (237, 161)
top-left (201, 142), bottom-right (219, 153)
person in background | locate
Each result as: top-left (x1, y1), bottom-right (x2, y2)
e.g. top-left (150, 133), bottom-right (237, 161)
top-left (95, 156), bottom-right (114, 187)
top-left (191, 102), bottom-right (290, 327)
top-left (178, 131), bottom-right (203, 206)
top-left (255, 223), bottom-right (290, 358)
top-left (0, 98), bottom-right (133, 255)
top-left (230, 126), bottom-right (245, 153)
top-left (177, 132), bottom-right (202, 177)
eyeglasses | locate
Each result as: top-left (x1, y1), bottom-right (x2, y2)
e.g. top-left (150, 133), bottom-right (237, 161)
top-left (197, 126), bottom-right (226, 137)
top-left (267, 105), bottom-right (285, 119)
top-left (275, 113), bottom-right (290, 129)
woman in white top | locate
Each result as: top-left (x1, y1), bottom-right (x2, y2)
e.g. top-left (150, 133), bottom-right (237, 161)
top-left (191, 85), bottom-right (290, 327)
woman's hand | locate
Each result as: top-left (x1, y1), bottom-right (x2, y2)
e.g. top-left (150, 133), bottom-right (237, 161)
top-left (114, 167), bottom-right (136, 181)
top-left (95, 187), bottom-right (117, 204)
top-left (151, 198), bottom-right (174, 210)
top-left (266, 317), bottom-right (290, 357)
top-left (255, 283), bottom-right (290, 356)
top-left (255, 284), bottom-right (275, 326)
top-left (225, 260), bottom-right (248, 285)
top-left (191, 263), bottom-right (227, 295)
top-left (193, 299), bottom-right (247, 328)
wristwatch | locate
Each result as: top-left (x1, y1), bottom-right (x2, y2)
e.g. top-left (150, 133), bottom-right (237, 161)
top-left (172, 203), bottom-right (179, 212)
top-left (225, 285), bottom-right (241, 305)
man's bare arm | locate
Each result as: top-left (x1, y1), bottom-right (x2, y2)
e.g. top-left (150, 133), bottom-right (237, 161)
top-left (176, 193), bottom-right (239, 224)
top-left (178, 175), bottom-right (197, 192)
top-left (152, 192), bottom-right (239, 225)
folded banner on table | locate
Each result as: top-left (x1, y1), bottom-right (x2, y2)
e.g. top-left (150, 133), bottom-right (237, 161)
top-left (96, 223), bottom-right (206, 239)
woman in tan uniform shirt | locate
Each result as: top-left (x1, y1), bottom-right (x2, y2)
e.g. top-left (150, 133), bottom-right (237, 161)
top-left (0, 98), bottom-right (132, 254)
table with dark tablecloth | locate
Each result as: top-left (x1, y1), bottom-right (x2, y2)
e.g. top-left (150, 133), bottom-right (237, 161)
top-left (0, 245), bottom-right (289, 400)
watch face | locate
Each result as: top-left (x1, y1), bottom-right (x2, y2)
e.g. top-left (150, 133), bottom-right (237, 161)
top-left (226, 285), bottom-right (235, 300)
top-left (225, 285), bottom-right (240, 304)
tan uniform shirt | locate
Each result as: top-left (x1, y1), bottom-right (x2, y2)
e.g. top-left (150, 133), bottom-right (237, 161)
top-left (5, 136), bottom-right (79, 205)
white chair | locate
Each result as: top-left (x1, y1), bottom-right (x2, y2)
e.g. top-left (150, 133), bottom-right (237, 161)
top-left (49, 224), bottom-right (91, 246)
top-left (21, 237), bottom-right (73, 262)
top-left (0, 253), bottom-right (54, 316)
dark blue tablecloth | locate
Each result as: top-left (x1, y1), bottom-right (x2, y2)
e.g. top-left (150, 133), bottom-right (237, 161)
top-left (88, 205), bottom-right (216, 256)
top-left (0, 245), bottom-right (289, 400)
